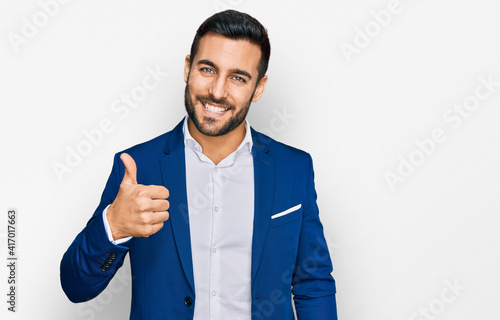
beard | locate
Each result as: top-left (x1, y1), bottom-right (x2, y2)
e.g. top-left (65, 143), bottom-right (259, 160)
top-left (184, 82), bottom-right (253, 137)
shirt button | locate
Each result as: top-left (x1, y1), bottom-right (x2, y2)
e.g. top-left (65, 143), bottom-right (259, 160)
top-left (212, 248), bottom-right (217, 253)
top-left (211, 291), bottom-right (217, 296)
top-left (214, 206), bottom-right (219, 212)
top-left (214, 167), bottom-right (218, 173)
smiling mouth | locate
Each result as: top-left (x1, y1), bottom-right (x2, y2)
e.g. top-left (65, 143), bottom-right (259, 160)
top-left (202, 101), bottom-right (229, 114)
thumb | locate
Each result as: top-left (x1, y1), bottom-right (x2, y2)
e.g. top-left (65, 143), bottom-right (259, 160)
top-left (120, 153), bottom-right (137, 185)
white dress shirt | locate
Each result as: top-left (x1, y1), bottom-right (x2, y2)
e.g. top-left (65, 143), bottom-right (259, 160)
top-left (103, 116), bottom-right (254, 319)
top-left (184, 117), bottom-right (254, 320)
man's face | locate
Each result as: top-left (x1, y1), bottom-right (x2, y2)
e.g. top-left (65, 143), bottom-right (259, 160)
top-left (184, 32), bottom-right (267, 137)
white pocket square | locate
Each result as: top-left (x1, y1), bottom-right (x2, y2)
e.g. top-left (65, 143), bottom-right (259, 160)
top-left (271, 204), bottom-right (302, 219)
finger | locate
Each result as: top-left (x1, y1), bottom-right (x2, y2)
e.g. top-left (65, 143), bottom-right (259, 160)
top-left (120, 153), bottom-right (137, 185)
top-left (148, 211), bottom-right (170, 225)
top-left (144, 185), bottom-right (170, 199)
top-left (149, 199), bottom-right (170, 212)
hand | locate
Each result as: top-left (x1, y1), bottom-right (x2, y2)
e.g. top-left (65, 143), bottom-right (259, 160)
top-left (106, 153), bottom-right (170, 239)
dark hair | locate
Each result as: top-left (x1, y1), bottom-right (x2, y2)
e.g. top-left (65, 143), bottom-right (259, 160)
top-left (190, 10), bottom-right (271, 82)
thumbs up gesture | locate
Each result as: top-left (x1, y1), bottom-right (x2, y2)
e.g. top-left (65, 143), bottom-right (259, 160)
top-left (106, 153), bottom-right (170, 239)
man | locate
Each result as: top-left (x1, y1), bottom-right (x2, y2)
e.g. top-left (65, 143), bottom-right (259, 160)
top-left (61, 10), bottom-right (337, 319)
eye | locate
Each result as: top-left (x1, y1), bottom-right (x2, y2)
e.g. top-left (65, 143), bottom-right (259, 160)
top-left (232, 76), bottom-right (245, 83)
top-left (201, 67), bottom-right (214, 73)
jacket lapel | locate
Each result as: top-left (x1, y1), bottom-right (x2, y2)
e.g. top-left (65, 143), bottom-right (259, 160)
top-left (250, 129), bottom-right (276, 285)
top-left (159, 120), bottom-right (195, 292)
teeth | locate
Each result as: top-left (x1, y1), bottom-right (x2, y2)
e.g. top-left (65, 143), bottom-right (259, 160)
top-left (203, 102), bottom-right (227, 114)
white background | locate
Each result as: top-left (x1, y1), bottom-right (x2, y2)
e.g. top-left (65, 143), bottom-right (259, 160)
top-left (1, 0), bottom-right (499, 319)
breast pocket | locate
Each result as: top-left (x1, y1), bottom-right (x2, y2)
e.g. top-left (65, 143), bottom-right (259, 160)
top-left (270, 204), bottom-right (302, 228)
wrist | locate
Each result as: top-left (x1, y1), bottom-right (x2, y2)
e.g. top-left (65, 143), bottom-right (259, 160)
top-left (106, 205), bottom-right (125, 240)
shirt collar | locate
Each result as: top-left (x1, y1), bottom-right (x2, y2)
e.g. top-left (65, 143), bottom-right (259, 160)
top-left (182, 116), bottom-right (253, 156)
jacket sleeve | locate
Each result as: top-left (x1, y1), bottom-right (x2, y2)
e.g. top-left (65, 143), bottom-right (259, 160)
top-left (60, 153), bottom-right (132, 303)
top-left (292, 154), bottom-right (338, 319)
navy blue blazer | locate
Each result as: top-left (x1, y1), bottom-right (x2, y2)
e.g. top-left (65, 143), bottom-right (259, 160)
top-left (61, 120), bottom-right (337, 319)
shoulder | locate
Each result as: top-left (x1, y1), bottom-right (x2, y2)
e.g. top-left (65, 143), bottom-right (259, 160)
top-left (251, 128), bottom-right (312, 168)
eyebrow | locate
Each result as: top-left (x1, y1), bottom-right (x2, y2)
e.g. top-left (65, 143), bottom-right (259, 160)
top-left (197, 59), bottom-right (252, 80)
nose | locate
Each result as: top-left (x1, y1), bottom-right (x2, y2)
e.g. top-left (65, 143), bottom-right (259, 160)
top-left (208, 75), bottom-right (228, 100)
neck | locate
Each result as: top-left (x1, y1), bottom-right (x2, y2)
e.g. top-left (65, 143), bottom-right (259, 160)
top-left (187, 118), bottom-right (247, 165)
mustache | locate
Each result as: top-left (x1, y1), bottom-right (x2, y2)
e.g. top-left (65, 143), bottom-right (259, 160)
top-left (196, 94), bottom-right (234, 109)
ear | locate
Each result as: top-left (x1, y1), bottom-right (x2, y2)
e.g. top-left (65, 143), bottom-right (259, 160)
top-left (184, 55), bottom-right (191, 83)
top-left (251, 75), bottom-right (268, 102)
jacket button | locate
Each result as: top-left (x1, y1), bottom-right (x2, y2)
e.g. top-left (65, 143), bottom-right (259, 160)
top-left (184, 297), bottom-right (193, 307)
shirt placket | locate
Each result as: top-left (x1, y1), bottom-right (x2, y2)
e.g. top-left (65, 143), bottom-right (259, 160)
top-left (209, 164), bottom-right (221, 319)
